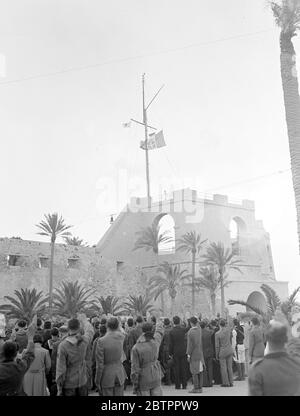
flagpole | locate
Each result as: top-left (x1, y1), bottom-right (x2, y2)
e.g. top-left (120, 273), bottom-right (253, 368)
top-left (142, 73), bottom-right (151, 208)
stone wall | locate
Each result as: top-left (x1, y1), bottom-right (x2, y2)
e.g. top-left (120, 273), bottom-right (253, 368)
top-left (0, 238), bottom-right (145, 305)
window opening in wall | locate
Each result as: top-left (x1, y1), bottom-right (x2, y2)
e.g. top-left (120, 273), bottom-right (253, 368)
top-left (157, 214), bottom-right (176, 255)
top-left (39, 257), bottom-right (50, 268)
top-left (67, 258), bottom-right (80, 269)
top-left (229, 217), bottom-right (246, 256)
top-left (7, 254), bottom-right (25, 266)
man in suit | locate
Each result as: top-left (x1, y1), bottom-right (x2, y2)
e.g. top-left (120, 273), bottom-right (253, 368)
top-left (249, 317), bottom-right (265, 364)
top-left (215, 319), bottom-right (234, 387)
top-left (159, 318), bottom-right (173, 385)
top-left (248, 321), bottom-right (300, 396)
top-left (200, 320), bottom-right (214, 387)
top-left (95, 317), bottom-right (127, 396)
top-left (169, 316), bottom-right (188, 390)
top-left (187, 317), bottom-right (204, 393)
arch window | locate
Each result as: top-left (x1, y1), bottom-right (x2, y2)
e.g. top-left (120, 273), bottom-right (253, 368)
top-left (229, 216), bottom-right (247, 256)
top-left (156, 214), bottom-right (175, 255)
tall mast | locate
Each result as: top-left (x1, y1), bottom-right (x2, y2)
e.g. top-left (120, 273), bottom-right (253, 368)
top-left (142, 73), bottom-right (151, 208)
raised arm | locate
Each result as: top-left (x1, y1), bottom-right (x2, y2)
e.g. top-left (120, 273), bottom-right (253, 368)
top-left (18, 317), bottom-right (37, 374)
top-left (78, 313), bottom-right (94, 344)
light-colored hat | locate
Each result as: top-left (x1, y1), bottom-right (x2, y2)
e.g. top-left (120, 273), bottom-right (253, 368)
top-left (58, 325), bottom-right (68, 334)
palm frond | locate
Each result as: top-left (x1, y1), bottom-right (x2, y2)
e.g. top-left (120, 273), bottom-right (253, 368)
top-left (270, 0), bottom-right (300, 34)
top-left (227, 299), bottom-right (266, 317)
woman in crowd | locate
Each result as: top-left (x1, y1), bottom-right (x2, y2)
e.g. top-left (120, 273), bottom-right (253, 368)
top-left (22, 334), bottom-right (51, 396)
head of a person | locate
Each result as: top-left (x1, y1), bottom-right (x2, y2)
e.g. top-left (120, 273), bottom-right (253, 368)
top-left (17, 320), bottom-right (27, 329)
top-left (200, 321), bottom-right (207, 329)
top-left (210, 319), bottom-right (217, 328)
top-left (136, 316), bottom-right (143, 325)
top-left (190, 316), bottom-right (198, 327)
top-left (99, 325), bottom-right (107, 337)
top-left (44, 321), bottom-right (52, 330)
top-left (58, 325), bottom-right (68, 338)
top-left (251, 317), bottom-right (260, 327)
top-left (127, 318), bottom-right (134, 328)
top-left (151, 316), bottom-right (156, 325)
top-left (68, 318), bottom-right (80, 335)
top-left (100, 318), bottom-right (107, 326)
top-left (219, 319), bottom-right (226, 328)
top-left (51, 327), bottom-right (59, 340)
top-left (107, 317), bottom-right (119, 331)
top-left (33, 334), bottom-right (43, 344)
top-left (265, 321), bottom-right (288, 350)
top-left (94, 321), bottom-right (100, 330)
top-left (233, 318), bottom-right (239, 327)
top-left (164, 318), bottom-right (170, 327)
top-left (173, 316), bottom-right (180, 326)
top-left (36, 318), bottom-right (42, 328)
top-left (2, 341), bottom-right (18, 362)
top-left (142, 322), bottom-right (154, 341)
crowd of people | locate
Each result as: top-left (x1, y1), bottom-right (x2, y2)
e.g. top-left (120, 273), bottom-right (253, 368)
top-left (0, 311), bottom-right (300, 396)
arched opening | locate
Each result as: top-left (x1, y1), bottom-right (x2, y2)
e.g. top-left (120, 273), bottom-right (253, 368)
top-left (229, 216), bottom-right (247, 255)
top-left (156, 214), bottom-right (175, 255)
top-left (246, 291), bottom-right (267, 313)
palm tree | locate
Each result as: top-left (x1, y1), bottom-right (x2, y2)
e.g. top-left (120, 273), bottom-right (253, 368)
top-left (36, 213), bottom-right (72, 318)
top-left (64, 236), bottom-right (87, 246)
top-left (281, 287), bottom-right (300, 323)
top-left (177, 231), bottom-right (207, 314)
top-left (271, 1), bottom-right (300, 250)
top-left (194, 266), bottom-right (228, 316)
top-left (133, 220), bottom-right (174, 313)
top-left (133, 220), bottom-right (174, 255)
top-left (0, 288), bottom-right (48, 321)
top-left (52, 280), bottom-right (96, 318)
top-left (202, 242), bottom-right (242, 317)
top-left (123, 294), bottom-right (156, 316)
top-left (228, 284), bottom-right (300, 324)
top-left (148, 262), bottom-right (189, 315)
top-left (97, 295), bottom-right (124, 315)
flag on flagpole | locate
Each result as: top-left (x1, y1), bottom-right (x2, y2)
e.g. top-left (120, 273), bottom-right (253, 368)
top-left (140, 130), bottom-right (166, 150)
top-left (122, 121), bottom-right (131, 128)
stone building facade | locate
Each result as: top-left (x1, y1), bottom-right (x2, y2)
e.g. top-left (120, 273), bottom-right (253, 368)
top-left (97, 188), bottom-right (289, 317)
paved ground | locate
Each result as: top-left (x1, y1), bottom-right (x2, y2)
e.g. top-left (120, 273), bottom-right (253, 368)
top-left (91, 380), bottom-right (248, 396)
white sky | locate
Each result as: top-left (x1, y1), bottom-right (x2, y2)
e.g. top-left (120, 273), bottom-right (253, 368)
top-left (0, 0), bottom-right (299, 292)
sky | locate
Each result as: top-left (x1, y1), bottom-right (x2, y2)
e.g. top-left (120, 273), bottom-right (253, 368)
top-left (0, 0), bottom-right (299, 291)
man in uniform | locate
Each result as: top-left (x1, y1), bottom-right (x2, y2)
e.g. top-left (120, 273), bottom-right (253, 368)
top-left (248, 321), bottom-right (300, 396)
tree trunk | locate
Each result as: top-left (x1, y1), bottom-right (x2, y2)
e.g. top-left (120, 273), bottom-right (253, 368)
top-left (156, 254), bottom-right (164, 315)
top-left (280, 31), bottom-right (300, 252)
top-left (49, 240), bottom-right (55, 319)
top-left (191, 251), bottom-right (196, 315)
top-left (220, 269), bottom-right (225, 317)
top-left (211, 292), bottom-right (216, 317)
top-left (171, 296), bottom-right (175, 317)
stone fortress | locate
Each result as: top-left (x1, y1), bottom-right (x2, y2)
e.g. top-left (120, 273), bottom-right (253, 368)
top-left (0, 188), bottom-right (289, 317)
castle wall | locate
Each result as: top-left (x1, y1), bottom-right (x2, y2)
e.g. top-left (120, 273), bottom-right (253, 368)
top-left (0, 238), bottom-right (144, 304)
